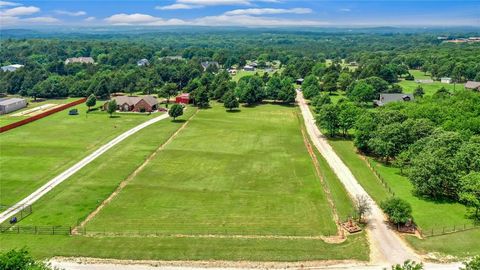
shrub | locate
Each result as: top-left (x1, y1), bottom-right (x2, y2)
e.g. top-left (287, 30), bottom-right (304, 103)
top-left (381, 197), bottom-right (412, 225)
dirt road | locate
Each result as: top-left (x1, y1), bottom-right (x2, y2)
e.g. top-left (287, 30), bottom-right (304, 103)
top-left (296, 91), bottom-right (419, 264)
top-left (0, 112), bottom-right (171, 224)
top-left (49, 258), bottom-right (462, 270)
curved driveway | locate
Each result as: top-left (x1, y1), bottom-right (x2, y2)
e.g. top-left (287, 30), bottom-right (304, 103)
top-left (296, 90), bottom-right (419, 264)
top-left (0, 112), bottom-right (170, 224)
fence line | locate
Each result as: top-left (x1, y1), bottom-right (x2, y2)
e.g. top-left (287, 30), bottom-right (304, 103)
top-left (364, 158), bottom-right (395, 196)
top-left (420, 223), bottom-right (480, 238)
top-left (0, 225), bottom-right (71, 235)
top-left (0, 98), bottom-right (86, 133)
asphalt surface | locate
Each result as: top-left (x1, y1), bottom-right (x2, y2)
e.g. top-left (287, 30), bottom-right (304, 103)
top-left (0, 112), bottom-right (170, 224)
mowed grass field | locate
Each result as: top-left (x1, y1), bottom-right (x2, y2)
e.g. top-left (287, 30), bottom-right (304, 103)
top-left (87, 103), bottom-right (338, 236)
top-left (327, 138), bottom-right (479, 258)
top-left (399, 69), bottom-right (465, 96)
top-left (1, 105), bottom-right (368, 261)
top-left (0, 104), bottom-right (155, 206)
top-left (0, 97), bottom-right (79, 126)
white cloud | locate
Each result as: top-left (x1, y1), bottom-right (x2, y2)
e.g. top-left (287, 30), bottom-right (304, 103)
top-left (85, 16), bottom-right (96, 22)
top-left (0, 1), bottom-right (20, 7)
top-left (155, 3), bottom-right (202, 10)
top-left (22, 16), bottom-right (60, 23)
top-left (0, 15), bottom-right (18, 24)
top-left (0, 6), bottom-right (39, 16)
top-left (224, 8), bottom-right (312, 16)
top-left (104, 13), bottom-right (187, 25)
top-left (55, 10), bottom-right (87, 16)
top-left (194, 14), bottom-right (326, 26)
top-left (340, 8), bottom-right (351, 12)
top-left (177, 0), bottom-right (251, 6)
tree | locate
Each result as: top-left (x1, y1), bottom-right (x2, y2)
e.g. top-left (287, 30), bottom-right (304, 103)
top-left (413, 85), bottom-right (424, 98)
top-left (278, 77), bottom-right (295, 103)
top-left (355, 195), bottom-right (371, 223)
top-left (0, 248), bottom-right (56, 270)
top-left (168, 103), bottom-right (183, 120)
top-left (316, 104), bottom-right (340, 137)
top-left (409, 130), bottom-right (463, 199)
top-left (223, 90), bottom-right (239, 111)
top-left (193, 86), bottom-right (210, 108)
top-left (338, 102), bottom-right (360, 136)
top-left (381, 197), bottom-right (412, 225)
top-left (265, 75), bottom-right (282, 101)
top-left (368, 122), bottom-right (409, 162)
top-left (86, 94), bottom-right (97, 112)
top-left (238, 75), bottom-right (264, 106)
top-left (461, 256), bottom-right (480, 270)
top-left (337, 72), bottom-right (353, 91)
top-left (391, 260), bottom-right (423, 270)
top-left (458, 172), bottom-right (480, 218)
top-left (159, 83), bottom-right (178, 107)
top-left (348, 80), bottom-right (375, 103)
top-left (312, 93), bottom-right (331, 113)
top-left (302, 74), bottom-right (320, 99)
top-left (107, 99), bottom-right (117, 117)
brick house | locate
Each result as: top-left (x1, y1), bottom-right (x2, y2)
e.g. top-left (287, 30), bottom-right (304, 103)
top-left (104, 95), bottom-right (158, 112)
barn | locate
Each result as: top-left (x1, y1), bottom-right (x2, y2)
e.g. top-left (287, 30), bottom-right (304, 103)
top-left (176, 93), bottom-right (190, 104)
top-left (0, 98), bottom-right (27, 114)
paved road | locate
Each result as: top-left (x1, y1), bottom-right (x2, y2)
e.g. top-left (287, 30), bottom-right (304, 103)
top-left (296, 91), bottom-right (420, 264)
top-left (0, 112), bottom-right (170, 224)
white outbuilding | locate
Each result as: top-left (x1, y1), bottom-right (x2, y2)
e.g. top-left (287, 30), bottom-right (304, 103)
top-left (441, 77), bottom-right (452, 84)
top-left (0, 98), bottom-right (27, 114)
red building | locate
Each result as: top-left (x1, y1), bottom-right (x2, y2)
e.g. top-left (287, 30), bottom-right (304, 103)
top-left (176, 93), bottom-right (190, 104)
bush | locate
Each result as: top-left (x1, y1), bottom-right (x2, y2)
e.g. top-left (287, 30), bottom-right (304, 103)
top-left (0, 248), bottom-right (56, 270)
top-left (461, 256), bottom-right (480, 270)
top-left (381, 197), bottom-right (412, 225)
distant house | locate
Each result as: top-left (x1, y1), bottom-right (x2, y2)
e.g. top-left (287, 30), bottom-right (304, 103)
top-left (465, 81), bottom-right (480, 91)
top-left (441, 77), bottom-right (452, 84)
top-left (65, 57), bottom-right (95, 65)
top-left (137, 59), bottom-right (150, 66)
top-left (0, 98), bottom-right (27, 114)
top-left (243, 65), bottom-right (255, 71)
top-left (176, 93), bottom-right (190, 104)
top-left (228, 69), bottom-right (237, 75)
top-left (296, 78), bottom-right (304, 85)
top-left (201, 61), bottom-right (219, 71)
top-left (374, 93), bottom-right (414, 107)
top-left (1, 64), bottom-right (24, 72)
top-left (104, 95), bottom-right (158, 112)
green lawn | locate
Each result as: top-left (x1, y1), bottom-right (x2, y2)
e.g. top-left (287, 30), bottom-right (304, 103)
top-left (87, 103), bottom-right (338, 236)
top-left (1, 104), bottom-right (368, 261)
top-left (326, 137), bottom-right (479, 258)
top-left (398, 80), bottom-right (465, 96)
top-left (0, 104), bottom-right (156, 206)
top-left (0, 97), bottom-right (80, 126)
top-left (409, 69), bottom-right (431, 80)
top-left (233, 69), bottom-right (266, 81)
top-left (0, 233), bottom-right (368, 261)
top-left (405, 230), bottom-right (480, 258)
top-left (16, 108), bottom-right (196, 227)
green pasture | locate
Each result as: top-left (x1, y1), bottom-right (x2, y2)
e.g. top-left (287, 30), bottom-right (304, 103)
top-left (0, 104), bottom-right (156, 206)
top-left (0, 97), bottom-right (80, 126)
top-left (0, 233), bottom-right (369, 261)
top-left (88, 103), bottom-right (338, 236)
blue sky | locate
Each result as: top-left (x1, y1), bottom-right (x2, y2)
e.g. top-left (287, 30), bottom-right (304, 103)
top-left (0, 0), bottom-right (479, 27)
